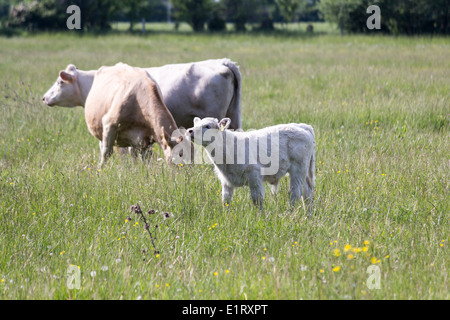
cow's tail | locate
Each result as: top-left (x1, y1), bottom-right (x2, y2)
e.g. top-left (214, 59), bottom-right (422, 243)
top-left (221, 59), bottom-right (242, 130)
top-left (303, 125), bottom-right (316, 204)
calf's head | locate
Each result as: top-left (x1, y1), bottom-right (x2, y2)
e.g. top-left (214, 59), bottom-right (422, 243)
top-left (42, 64), bottom-right (81, 107)
top-left (186, 117), bottom-right (231, 147)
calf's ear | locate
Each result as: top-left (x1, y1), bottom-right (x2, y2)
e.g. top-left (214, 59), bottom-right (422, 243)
top-left (59, 71), bottom-right (74, 83)
top-left (193, 117), bottom-right (201, 126)
top-left (219, 118), bottom-right (231, 131)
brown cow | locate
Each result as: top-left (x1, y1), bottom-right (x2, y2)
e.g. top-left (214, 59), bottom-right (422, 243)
top-left (47, 63), bottom-right (178, 166)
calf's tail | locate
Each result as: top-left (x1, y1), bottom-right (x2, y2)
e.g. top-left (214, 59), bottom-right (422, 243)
top-left (305, 149), bottom-right (315, 200)
top-left (302, 125), bottom-right (315, 203)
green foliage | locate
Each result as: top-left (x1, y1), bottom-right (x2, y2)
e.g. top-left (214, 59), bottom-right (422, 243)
top-left (208, 14), bottom-right (226, 32)
top-left (319, 0), bottom-right (362, 34)
top-left (4, 0), bottom-right (122, 31)
top-left (72, 0), bottom-right (120, 31)
top-left (381, 0), bottom-right (449, 34)
top-left (207, 0), bottom-right (226, 31)
top-left (276, 0), bottom-right (305, 23)
top-left (224, 0), bottom-right (262, 31)
top-left (119, 0), bottom-right (157, 30)
top-left (2, 0), bottom-right (447, 34)
top-left (172, 0), bottom-right (213, 32)
top-left (6, 0), bottom-right (67, 30)
top-left (320, 0), bottom-right (450, 34)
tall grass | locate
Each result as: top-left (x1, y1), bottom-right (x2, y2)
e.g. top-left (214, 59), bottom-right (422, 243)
top-left (0, 30), bottom-right (448, 299)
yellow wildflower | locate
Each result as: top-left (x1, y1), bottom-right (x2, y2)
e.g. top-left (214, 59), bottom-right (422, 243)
top-left (332, 266), bottom-right (341, 272)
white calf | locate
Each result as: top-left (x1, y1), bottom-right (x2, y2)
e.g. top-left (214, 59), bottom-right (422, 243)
top-left (186, 117), bottom-right (316, 209)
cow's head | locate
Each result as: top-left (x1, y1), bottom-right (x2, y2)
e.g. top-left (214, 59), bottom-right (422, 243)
top-left (42, 64), bottom-right (81, 107)
top-left (186, 117), bottom-right (231, 147)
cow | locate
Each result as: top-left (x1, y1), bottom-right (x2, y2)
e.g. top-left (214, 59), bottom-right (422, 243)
top-left (43, 58), bottom-right (242, 159)
top-left (185, 117), bottom-right (316, 210)
top-left (45, 62), bottom-right (178, 166)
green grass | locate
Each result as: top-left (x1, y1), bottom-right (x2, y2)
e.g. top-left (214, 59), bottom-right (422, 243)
top-left (0, 27), bottom-right (448, 299)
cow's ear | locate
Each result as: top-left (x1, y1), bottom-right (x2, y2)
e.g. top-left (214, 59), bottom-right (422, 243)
top-left (59, 71), bottom-right (74, 83)
top-left (219, 118), bottom-right (231, 131)
top-left (193, 117), bottom-right (201, 126)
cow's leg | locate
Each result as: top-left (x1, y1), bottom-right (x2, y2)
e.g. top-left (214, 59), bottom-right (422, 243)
top-left (115, 147), bottom-right (130, 157)
top-left (222, 183), bottom-right (234, 207)
top-left (130, 147), bottom-right (139, 159)
top-left (100, 122), bottom-right (117, 167)
top-left (248, 171), bottom-right (264, 210)
top-left (129, 146), bottom-right (151, 162)
top-left (140, 144), bottom-right (153, 162)
top-left (98, 141), bottom-right (103, 164)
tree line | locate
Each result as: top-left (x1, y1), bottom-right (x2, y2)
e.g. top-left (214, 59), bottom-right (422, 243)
top-left (0, 0), bottom-right (448, 35)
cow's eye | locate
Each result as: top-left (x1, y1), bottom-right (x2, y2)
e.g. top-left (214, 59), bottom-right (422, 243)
top-left (205, 125), bottom-right (210, 129)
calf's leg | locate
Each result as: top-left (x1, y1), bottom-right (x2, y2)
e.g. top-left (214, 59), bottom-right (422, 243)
top-left (288, 165), bottom-right (307, 206)
top-left (222, 183), bottom-right (234, 207)
top-left (248, 171), bottom-right (264, 210)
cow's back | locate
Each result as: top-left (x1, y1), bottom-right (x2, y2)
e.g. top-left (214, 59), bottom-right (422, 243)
top-left (84, 64), bottom-right (152, 141)
top-left (146, 59), bottom-right (237, 128)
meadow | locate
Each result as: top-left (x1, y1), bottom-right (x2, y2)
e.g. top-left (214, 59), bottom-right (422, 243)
top-left (0, 25), bottom-right (448, 299)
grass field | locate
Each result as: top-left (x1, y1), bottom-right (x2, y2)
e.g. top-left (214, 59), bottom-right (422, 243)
top-left (0, 26), bottom-right (448, 300)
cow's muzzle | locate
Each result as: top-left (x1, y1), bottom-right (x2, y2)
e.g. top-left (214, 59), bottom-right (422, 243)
top-left (42, 96), bottom-right (54, 106)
